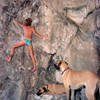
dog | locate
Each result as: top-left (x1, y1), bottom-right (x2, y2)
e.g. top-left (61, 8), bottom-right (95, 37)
top-left (54, 60), bottom-right (100, 100)
top-left (36, 83), bottom-right (87, 99)
top-left (36, 83), bottom-right (66, 96)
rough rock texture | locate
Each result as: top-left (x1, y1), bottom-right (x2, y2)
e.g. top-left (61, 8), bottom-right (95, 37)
top-left (0, 0), bottom-right (100, 100)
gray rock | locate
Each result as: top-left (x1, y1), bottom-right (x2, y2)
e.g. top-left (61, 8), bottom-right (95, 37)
top-left (0, 0), bottom-right (100, 100)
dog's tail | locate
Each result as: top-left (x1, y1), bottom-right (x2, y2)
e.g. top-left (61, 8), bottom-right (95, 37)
top-left (94, 81), bottom-right (100, 100)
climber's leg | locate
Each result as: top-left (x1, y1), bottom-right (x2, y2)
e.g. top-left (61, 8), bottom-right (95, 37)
top-left (27, 43), bottom-right (37, 72)
top-left (5, 40), bottom-right (25, 62)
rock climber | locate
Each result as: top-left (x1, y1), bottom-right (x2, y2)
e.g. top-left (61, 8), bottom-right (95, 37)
top-left (5, 18), bottom-right (47, 72)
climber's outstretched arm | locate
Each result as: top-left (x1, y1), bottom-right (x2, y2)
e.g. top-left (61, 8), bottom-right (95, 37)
top-left (32, 27), bottom-right (47, 38)
top-left (13, 18), bottom-right (24, 28)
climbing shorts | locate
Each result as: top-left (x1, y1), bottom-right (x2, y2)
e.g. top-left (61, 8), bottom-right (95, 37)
top-left (24, 38), bottom-right (32, 45)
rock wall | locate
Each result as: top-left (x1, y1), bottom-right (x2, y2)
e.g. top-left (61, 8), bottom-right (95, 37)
top-left (0, 0), bottom-right (100, 100)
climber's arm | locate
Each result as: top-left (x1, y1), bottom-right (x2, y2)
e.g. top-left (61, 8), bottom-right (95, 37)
top-left (32, 27), bottom-right (46, 38)
top-left (13, 18), bottom-right (24, 28)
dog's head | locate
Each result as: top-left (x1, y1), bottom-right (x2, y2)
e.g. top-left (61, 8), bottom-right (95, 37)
top-left (54, 60), bottom-right (68, 71)
top-left (36, 85), bottom-right (48, 96)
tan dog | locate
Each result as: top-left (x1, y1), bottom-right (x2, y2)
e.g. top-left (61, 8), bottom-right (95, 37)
top-left (54, 60), bottom-right (100, 100)
top-left (36, 83), bottom-right (66, 96)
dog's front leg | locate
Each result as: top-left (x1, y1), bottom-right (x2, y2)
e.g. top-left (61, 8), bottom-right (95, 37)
top-left (71, 89), bottom-right (74, 100)
top-left (66, 88), bottom-right (70, 100)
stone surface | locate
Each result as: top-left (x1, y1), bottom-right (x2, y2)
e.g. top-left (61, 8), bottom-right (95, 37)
top-left (0, 0), bottom-right (100, 100)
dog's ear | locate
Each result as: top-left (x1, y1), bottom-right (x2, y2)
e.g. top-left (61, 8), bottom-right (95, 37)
top-left (43, 87), bottom-right (48, 92)
top-left (58, 61), bottom-right (62, 67)
top-left (65, 61), bottom-right (68, 65)
top-left (36, 89), bottom-right (43, 96)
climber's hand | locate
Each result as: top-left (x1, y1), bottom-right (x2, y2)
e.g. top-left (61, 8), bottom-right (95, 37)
top-left (42, 34), bottom-right (48, 38)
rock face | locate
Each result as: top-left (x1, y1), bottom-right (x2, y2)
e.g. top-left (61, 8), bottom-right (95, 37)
top-left (0, 0), bottom-right (100, 100)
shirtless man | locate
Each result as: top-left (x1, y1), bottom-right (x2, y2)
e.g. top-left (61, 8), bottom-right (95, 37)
top-left (5, 18), bottom-right (47, 72)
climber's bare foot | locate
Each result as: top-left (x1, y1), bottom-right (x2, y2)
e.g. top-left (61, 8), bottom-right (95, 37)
top-left (5, 56), bottom-right (11, 62)
top-left (32, 67), bottom-right (37, 72)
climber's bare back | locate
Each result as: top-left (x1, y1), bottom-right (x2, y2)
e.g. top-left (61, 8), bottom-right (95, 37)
top-left (23, 26), bottom-right (34, 40)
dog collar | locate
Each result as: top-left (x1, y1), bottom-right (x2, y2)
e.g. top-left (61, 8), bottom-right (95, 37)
top-left (61, 67), bottom-right (69, 75)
